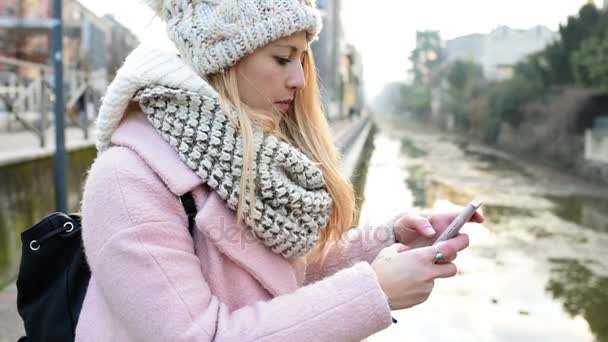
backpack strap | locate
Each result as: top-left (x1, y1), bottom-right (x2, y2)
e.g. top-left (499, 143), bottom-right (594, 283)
top-left (179, 192), bottom-right (197, 236)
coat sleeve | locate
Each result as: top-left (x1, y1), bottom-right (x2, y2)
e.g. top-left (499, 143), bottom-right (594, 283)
top-left (81, 147), bottom-right (392, 342)
top-left (304, 220), bottom-right (397, 284)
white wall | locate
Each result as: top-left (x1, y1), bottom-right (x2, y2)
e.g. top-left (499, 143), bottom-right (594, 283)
top-left (585, 128), bottom-right (608, 164)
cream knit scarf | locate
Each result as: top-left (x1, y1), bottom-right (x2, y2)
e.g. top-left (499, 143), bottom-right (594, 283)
top-left (95, 45), bottom-right (332, 258)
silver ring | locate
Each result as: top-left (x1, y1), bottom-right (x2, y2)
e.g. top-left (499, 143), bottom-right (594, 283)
top-left (433, 245), bottom-right (445, 263)
top-left (64, 221), bottom-right (74, 233)
top-left (30, 240), bottom-right (40, 251)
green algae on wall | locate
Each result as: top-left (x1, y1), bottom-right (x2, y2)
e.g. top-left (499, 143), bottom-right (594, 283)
top-left (0, 147), bottom-right (96, 288)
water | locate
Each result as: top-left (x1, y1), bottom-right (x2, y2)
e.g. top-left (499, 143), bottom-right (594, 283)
top-left (362, 118), bottom-right (608, 342)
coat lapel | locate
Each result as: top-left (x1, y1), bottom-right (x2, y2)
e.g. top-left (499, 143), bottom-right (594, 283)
top-left (194, 192), bottom-right (299, 296)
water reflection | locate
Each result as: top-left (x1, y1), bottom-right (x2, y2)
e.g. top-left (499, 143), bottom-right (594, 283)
top-left (400, 138), bottom-right (427, 158)
top-left (546, 258), bottom-right (608, 342)
top-left (545, 195), bottom-right (608, 233)
top-left (404, 165), bottom-right (427, 208)
top-left (464, 148), bottom-right (534, 178)
top-left (465, 148), bottom-right (608, 234)
top-left (424, 179), bottom-right (475, 208)
top-left (366, 120), bottom-right (608, 342)
top-left (482, 205), bottom-right (535, 224)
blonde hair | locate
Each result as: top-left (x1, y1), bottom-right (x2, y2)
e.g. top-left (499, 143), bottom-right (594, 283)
top-left (207, 49), bottom-right (355, 262)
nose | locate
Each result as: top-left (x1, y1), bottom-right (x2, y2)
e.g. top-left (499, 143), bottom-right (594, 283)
top-left (286, 62), bottom-right (306, 91)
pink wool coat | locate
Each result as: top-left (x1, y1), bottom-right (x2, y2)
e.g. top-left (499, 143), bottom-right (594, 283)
top-left (75, 111), bottom-right (396, 341)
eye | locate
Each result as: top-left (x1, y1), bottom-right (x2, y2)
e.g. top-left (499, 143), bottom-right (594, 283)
top-left (274, 56), bottom-right (291, 66)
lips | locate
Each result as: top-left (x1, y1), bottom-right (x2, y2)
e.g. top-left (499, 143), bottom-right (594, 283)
top-left (274, 100), bottom-right (293, 112)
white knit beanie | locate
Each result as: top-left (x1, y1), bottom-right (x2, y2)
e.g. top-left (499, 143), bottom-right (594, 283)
top-left (143, 0), bottom-right (323, 76)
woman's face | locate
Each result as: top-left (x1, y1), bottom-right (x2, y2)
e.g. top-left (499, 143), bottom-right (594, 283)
top-left (234, 31), bottom-right (308, 113)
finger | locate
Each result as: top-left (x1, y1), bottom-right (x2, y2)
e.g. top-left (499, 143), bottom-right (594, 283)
top-left (427, 243), bottom-right (454, 264)
top-left (434, 247), bottom-right (457, 263)
top-left (433, 263), bottom-right (458, 278)
top-left (394, 214), bottom-right (436, 239)
top-left (396, 243), bottom-right (411, 253)
top-left (429, 235), bottom-right (469, 264)
top-left (441, 253), bottom-right (457, 263)
top-left (436, 234), bottom-right (470, 255)
top-left (382, 243), bottom-right (409, 257)
top-left (470, 211), bottom-right (485, 223)
top-left (416, 244), bottom-right (448, 263)
top-left (450, 233), bottom-right (470, 252)
top-left (430, 209), bottom-right (484, 225)
top-left (390, 243), bottom-right (410, 253)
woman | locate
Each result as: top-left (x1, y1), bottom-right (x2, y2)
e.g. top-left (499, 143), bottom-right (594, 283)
top-left (76, 0), bottom-right (483, 341)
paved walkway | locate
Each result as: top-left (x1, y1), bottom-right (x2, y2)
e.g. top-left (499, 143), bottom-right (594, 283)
top-left (0, 116), bottom-right (363, 166)
top-left (0, 115), bottom-right (372, 340)
top-left (0, 283), bottom-right (21, 341)
top-left (0, 126), bottom-right (95, 166)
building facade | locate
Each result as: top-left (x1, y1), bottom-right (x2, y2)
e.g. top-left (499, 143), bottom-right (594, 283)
top-left (0, 0), bottom-right (138, 91)
top-left (312, 0), bottom-right (344, 120)
top-left (444, 25), bottom-right (557, 80)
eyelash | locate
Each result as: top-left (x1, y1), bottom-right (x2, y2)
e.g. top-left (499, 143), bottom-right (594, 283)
top-left (274, 56), bottom-right (305, 67)
top-left (275, 57), bottom-right (291, 66)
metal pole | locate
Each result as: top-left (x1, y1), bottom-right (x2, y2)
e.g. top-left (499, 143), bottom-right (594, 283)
top-left (39, 75), bottom-right (46, 148)
top-left (52, 0), bottom-right (68, 212)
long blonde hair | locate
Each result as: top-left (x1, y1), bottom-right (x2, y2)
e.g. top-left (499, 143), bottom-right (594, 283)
top-left (207, 49), bottom-right (355, 262)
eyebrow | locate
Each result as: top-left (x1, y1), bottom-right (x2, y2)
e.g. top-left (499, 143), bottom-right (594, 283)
top-left (274, 44), bottom-right (308, 53)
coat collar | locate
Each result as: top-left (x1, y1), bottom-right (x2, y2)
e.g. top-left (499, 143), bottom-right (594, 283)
top-left (111, 110), bottom-right (202, 196)
top-left (111, 111), bottom-right (299, 296)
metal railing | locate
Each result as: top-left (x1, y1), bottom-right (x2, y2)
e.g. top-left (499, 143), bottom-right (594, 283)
top-left (0, 56), bottom-right (96, 146)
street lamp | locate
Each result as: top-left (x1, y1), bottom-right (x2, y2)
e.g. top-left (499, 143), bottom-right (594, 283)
top-left (52, 0), bottom-right (67, 212)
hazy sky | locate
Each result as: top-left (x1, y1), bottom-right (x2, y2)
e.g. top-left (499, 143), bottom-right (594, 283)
top-left (80, 0), bottom-right (600, 98)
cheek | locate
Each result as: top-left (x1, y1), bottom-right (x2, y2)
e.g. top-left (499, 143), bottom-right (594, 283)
top-left (236, 61), bottom-right (283, 110)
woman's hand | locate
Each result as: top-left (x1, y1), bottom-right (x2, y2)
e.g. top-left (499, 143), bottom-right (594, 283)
top-left (371, 234), bottom-right (469, 310)
top-left (391, 209), bottom-right (484, 249)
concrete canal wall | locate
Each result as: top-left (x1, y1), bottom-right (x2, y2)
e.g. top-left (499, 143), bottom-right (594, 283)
top-left (0, 146), bottom-right (96, 288)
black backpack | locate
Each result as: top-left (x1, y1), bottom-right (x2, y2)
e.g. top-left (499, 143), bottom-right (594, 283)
top-left (16, 192), bottom-right (198, 342)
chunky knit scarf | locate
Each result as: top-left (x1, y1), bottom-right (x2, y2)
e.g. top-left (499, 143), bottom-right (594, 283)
top-left (133, 86), bottom-right (332, 258)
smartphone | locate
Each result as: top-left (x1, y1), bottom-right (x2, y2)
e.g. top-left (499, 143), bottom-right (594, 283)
top-left (432, 199), bottom-right (482, 245)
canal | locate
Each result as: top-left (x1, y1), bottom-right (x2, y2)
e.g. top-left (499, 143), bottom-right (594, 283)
top-left (364, 117), bottom-right (608, 342)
